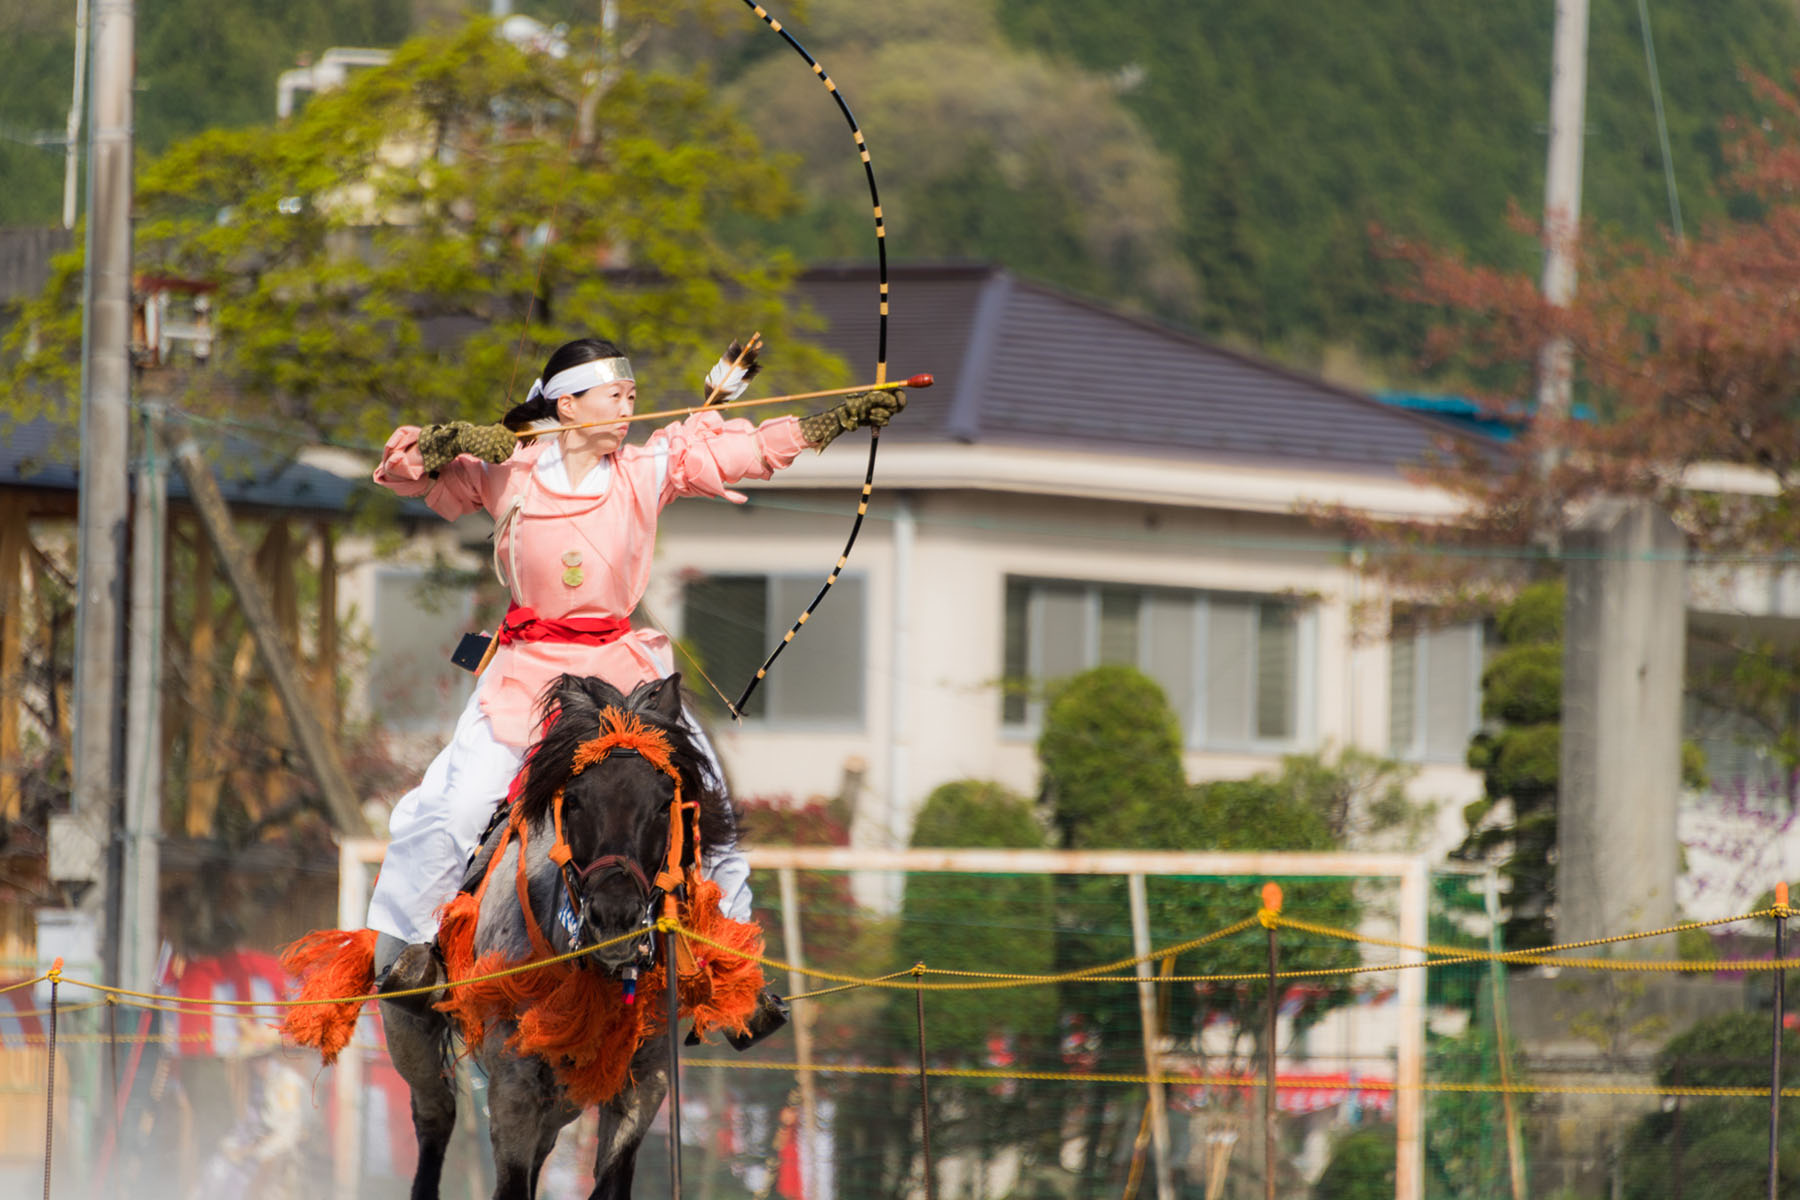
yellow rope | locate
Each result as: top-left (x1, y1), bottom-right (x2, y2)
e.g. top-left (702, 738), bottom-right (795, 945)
top-left (688, 1058), bottom-right (1800, 1099)
top-left (1272, 910), bottom-right (1795, 973)
top-left (661, 915), bottom-right (1261, 993)
top-left (4, 1031), bottom-right (218, 1046)
top-left (16, 902), bottom-right (1790, 1011)
top-left (0, 974), bottom-right (47, 996)
top-left (786, 969), bottom-right (919, 1002)
top-left (0, 1000), bottom-right (108, 1021)
top-left (59, 924), bottom-right (651, 1010)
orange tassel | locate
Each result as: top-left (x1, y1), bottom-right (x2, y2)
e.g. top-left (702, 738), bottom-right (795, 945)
top-left (278, 928), bottom-right (377, 1065)
top-left (433, 878), bottom-right (766, 1105)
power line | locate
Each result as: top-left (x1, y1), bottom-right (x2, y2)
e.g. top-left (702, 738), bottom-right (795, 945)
top-left (1636, 0), bottom-right (1685, 244)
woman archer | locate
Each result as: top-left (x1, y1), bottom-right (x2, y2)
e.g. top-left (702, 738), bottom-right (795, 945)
top-left (366, 335), bottom-right (904, 1041)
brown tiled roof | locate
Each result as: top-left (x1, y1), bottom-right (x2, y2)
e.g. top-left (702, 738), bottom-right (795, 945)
top-left (794, 264), bottom-right (1484, 472)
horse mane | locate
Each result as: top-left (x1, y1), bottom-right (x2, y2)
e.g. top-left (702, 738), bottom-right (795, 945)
top-left (513, 673), bottom-right (737, 859)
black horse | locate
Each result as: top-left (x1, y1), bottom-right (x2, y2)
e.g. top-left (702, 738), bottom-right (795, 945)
top-left (381, 673), bottom-right (739, 1200)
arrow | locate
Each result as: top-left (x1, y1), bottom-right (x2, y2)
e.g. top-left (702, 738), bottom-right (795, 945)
top-left (529, 373), bottom-right (933, 437)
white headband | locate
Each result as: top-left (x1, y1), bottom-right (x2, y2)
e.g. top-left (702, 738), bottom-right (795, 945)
top-left (527, 356), bottom-right (634, 403)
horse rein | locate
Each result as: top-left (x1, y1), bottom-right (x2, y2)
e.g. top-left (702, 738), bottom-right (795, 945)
top-left (464, 707), bottom-right (699, 980)
top-left (548, 713), bottom-right (698, 961)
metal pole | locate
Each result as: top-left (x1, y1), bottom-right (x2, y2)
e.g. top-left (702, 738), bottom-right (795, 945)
top-left (1127, 873), bottom-right (1174, 1200)
top-left (913, 965), bottom-right (936, 1200)
top-left (665, 927), bottom-right (683, 1199)
top-left (1264, 903), bottom-right (1278, 1200)
top-left (42, 959), bottom-right (62, 1200)
top-left (777, 867), bottom-right (817, 1198)
top-left (64, 0), bottom-right (135, 978)
top-left (1771, 881), bottom-right (1788, 1200)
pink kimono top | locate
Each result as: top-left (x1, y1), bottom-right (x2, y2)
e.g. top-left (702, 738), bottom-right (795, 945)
top-left (374, 411), bottom-right (810, 747)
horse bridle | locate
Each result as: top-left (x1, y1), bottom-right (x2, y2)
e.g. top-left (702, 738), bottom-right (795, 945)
top-left (548, 721), bottom-right (699, 969)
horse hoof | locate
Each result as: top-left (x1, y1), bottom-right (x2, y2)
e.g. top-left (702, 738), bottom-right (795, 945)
top-left (727, 990), bottom-right (790, 1052)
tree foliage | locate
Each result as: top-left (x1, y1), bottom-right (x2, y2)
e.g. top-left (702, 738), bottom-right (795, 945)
top-left (895, 779), bottom-right (1054, 1056)
top-left (1035, 666), bottom-right (1362, 1025)
top-left (1623, 1010), bottom-right (1800, 1199)
top-left (1367, 73), bottom-right (1800, 559)
top-left (1036, 664), bottom-right (1185, 848)
top-left (1460, 581), bottom-right (1562, 952)
top-left (999, 0), bottom-right (1800, 366)
top-left (4, 18), bottom-right (841, 443)
top-left (1316, 1127), bottom-right (1397, 1200)
top-left (0, 0), bottom-right (411, 227)
top-left (719, 0), bottom-right (1198, 321)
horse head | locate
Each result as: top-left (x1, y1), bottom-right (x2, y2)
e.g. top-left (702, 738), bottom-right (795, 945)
top-left (514, 672), bottom-right (731, 974)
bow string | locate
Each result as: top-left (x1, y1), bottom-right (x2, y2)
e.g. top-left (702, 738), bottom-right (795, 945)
top-left (728, 0), bottom-right (889, 719)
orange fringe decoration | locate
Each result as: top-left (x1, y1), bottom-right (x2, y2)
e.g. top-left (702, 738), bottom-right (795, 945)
top-left (277, 927), bottom-right (377, 1065)
top-left (436, 873), bottom-right (766, 1106)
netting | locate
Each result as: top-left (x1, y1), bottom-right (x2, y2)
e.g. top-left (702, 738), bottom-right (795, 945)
top-left (4, 863), bottom-right (1799, 1199)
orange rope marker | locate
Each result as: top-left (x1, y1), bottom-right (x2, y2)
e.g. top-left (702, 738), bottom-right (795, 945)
top-left (1259, 882), bottom-right (1284, 927)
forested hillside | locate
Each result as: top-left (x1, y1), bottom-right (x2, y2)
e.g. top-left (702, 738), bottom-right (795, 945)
top-left (997, 0), bottom-right (1800, 365)
top-left (6, 0), bottom-right (1800, 376)
top-left (0, 0), bottom-right (409, 227)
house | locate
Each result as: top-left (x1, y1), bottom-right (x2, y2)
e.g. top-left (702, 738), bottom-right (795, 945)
top-left (642, 264), bottom-right (1494, 854)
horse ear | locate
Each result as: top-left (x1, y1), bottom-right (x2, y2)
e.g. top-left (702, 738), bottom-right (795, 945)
top-left (635, 673), bottom-right (684, 721)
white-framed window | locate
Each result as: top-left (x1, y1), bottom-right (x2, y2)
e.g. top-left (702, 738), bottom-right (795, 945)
top-left (1387, 618), bottom-right (1485, 763)
top-left (367, 566), bottom-right (475, 733)
top-left (683, 572), bottom-right (866, 727)
top-left (1001, 577), bottom-right (1316, 751)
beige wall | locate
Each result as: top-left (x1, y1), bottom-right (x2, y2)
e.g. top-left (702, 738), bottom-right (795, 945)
top-left (657, 473), bottom-right (1484, 856)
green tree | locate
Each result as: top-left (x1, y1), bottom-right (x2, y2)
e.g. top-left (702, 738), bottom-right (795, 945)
top-left (1036, 663), bottom-right (1185, 848)
top-left (0, 0), bottom-right (412, 226)
top-left (998, 0), bottom-right (1800, 366)
top-left (849, 781), bottom-right (1057, 1198)
top-left (1459, 582), bottom-right (1562, 952)
top-left (1316, 1127), bottom-right (1397, 1200)
top-left (719, 0), bottom-right (1198, 322)
top-left (5, 17), bottom-right (841, 440)
top-left (1035, 666), bottom-right (1363, 1193)
top-left (896, 779), bottom-right (1054, 1056)
top-left (1623, 1010), bottom-right (1800, 1199)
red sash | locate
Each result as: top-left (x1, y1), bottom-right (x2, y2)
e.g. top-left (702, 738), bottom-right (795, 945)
top-left (495, 604), bottom-right (632, 647)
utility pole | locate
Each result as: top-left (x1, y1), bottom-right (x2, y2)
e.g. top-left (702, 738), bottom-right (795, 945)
top-left (57, 0), bottom-right (134, 985)
top-left (1534, 0), bottom-right (1589, 433)
top-left (121, 405), bottom-right (165, 994)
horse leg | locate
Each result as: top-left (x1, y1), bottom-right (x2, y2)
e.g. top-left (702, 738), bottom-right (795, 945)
top-left (381, 998), bottom-right (457, 1200)
top-left (484, 1048), bottom-right (569, 1199)
top-left (588, 1037), bottom-right (671, 1200)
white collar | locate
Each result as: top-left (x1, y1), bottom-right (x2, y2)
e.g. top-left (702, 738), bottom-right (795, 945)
top-left (535, 438), bottom-right (612, 496)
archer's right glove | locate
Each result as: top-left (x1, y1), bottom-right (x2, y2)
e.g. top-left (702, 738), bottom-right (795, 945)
top-left (418, 421), bottom-right (516, 473)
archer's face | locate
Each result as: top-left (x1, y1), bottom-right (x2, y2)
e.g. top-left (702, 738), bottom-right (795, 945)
top-left (558, 380), bottom-right (637, 455)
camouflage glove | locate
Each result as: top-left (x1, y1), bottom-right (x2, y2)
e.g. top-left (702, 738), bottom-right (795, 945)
top-left (799, 388), bottom-right (907, 450)
top-left (418, 421), bottom-right (516, 473)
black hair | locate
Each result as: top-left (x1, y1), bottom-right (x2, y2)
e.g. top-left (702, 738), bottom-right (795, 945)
top-left (540, 337), bottom-right (625, 384)
top-left (502, 337), bottom-right (628, 431)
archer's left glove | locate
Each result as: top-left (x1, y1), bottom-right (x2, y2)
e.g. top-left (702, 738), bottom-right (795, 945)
top-left (799, 388), bottom-right (906, 450)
